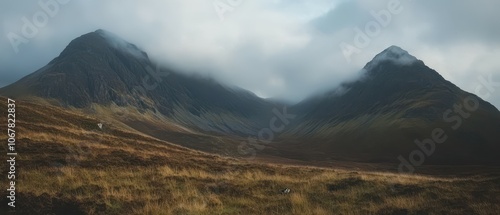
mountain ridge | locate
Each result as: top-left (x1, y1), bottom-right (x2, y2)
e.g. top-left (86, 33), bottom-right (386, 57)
top-left (0, 29), bottom-right (276, 136)
top-left (2, 30), bottom-right (500, 164)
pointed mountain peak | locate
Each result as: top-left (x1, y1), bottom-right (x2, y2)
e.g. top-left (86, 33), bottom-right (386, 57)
top-left (58, 29), bottom-right (148, 61)
top-left (70, 29), bottom-right (113, 45)
top-left (382, 45), bottom-right (408, 54)
top-left (358, 45), bottom-right (447, 88)
top-left (365, 45), bottom-right (419, 70)
top-left (94, 28), bottom-right (110, 35)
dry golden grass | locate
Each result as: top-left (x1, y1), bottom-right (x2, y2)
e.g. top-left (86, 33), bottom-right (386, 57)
top-left (11, 157), bottom-right (500, 214)
top-left (1, 97), bottom-right (499, 214)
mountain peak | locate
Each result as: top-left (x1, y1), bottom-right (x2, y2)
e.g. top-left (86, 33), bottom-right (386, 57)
top-left (94, 28), bottom-right (109, 34)
top-left (58, 29), bottom-right (148, 61)
top-left (383, 45), bottom-right (407, 53)
top-left (365, 45), bottom-right (419, 70)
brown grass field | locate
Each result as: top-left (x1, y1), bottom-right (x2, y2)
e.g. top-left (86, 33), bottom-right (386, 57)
top-left (1, 97), bottom-right (499, 215)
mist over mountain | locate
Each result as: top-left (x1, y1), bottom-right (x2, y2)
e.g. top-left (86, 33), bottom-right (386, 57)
top-left (0, 30), bottom-right (275, 136)
top-left (3, 1), bottom-right (500, 213)
top-left (285, 45), bottom-right (500, 164)
top-left (292, 46), bottom-right (498, 122)
top-left (1, 30), bottom-right (499, 164)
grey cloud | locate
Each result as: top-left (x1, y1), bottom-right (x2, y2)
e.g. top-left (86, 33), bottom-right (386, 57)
top-left (410, 0), bottom-right (500, 45)
top-left (0, 0), bottom-right (499, 109)
top-left (310, 1), bottom-right (369, 34)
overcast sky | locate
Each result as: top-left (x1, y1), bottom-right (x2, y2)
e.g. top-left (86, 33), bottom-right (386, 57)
top-left (1, 0), bottom-right (500, 108)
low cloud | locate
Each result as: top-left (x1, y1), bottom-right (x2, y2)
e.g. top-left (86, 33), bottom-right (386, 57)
top-left (0, 0), bottom-right (499, 108)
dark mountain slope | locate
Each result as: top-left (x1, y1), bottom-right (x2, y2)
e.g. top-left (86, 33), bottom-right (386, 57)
top-left (282, 46), bottom-right (500, 164)
top-left (1, 30), bottom-right (499, 165)
top-left (0, 29), bottom-right (274, 135)
top-left (293, 46), bottom-right (497, 122)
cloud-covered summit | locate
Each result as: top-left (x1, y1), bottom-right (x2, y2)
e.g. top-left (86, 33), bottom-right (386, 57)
top-left (1, 0), bottom-right (499, 108)
top-left (367, 45), bottom-right (418, 69)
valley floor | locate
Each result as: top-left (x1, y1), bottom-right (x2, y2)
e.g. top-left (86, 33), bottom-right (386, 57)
top-left (1, 98), bottom-right (499, 214)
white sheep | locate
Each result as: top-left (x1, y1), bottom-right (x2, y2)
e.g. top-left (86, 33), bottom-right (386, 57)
top-left (281, 188), bottom-right (290, 194)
